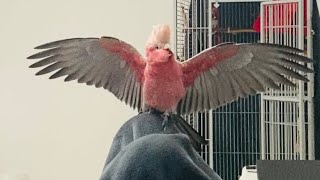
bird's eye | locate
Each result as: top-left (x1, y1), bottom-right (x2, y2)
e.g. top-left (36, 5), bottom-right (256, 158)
top-left (155, 46), bottom-right (159, 49)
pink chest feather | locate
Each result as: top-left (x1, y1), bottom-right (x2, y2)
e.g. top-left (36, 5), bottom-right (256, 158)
top-left (143, 60), bottom-right (185, 112)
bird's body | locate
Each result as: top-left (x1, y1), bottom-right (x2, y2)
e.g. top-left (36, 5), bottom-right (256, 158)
top-left (143, 52), bottom-right (185, 112)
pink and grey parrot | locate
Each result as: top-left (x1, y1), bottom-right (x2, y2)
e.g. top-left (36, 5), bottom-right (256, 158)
top-left (28, 24), bottom-right (313, 146)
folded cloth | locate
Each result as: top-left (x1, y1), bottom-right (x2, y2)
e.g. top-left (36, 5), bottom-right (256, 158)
top-left (100, 112), bottom-right (222, 180)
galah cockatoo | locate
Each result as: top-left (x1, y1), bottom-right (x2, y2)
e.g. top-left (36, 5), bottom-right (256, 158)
top-left (28, 24), bottom-right (313, 146)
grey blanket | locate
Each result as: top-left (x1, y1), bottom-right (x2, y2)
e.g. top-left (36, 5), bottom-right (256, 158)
top-left (100, 112), bottom-right (221, 180)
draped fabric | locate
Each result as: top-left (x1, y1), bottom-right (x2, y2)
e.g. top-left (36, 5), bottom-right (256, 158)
top-left (100, 112), bottom-right (221, 180)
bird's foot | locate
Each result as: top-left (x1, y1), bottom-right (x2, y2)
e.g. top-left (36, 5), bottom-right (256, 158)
top-left (140, 107), bottom-right (157, 114)
top-left (161, 112), bottom-right (170, 131)
top-left (148, 108), bottom-right (157, 114)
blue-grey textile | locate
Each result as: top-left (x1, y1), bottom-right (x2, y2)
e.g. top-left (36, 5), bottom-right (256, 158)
top-left (100, 112), bottom-right (221, 180)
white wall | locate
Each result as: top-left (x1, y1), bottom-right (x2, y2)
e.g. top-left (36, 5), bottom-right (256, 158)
top-left (0, 0), bottom-right (174, 179)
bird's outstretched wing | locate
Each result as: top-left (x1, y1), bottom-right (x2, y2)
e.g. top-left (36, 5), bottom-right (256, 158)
top-left (28, 37), bottom-right (146, 110)
top-left (177, 43), bottom-right (313, 115)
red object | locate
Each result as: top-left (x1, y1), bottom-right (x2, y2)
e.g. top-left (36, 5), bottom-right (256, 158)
top-left (253, 0), bottom-right (307, 36)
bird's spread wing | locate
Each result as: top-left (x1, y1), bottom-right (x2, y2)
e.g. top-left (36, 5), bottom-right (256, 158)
top-left (177, 43), bottom-right (313, 115)
top-left (28, 37), bottom-right (146, 110)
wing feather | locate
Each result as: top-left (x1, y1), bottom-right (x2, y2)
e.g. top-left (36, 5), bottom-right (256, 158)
top-left (207, 75), bottom-right (218, 109)
top-left (28, 37), bottom-right (146, 110)
top-left (201, 74), bottom-right (210, 111)
top-left (177, 43), bottom-right (313, 115)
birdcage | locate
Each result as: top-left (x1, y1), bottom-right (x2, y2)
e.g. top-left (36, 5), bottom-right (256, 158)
top-left (174, 0), bottom-right (315, 179)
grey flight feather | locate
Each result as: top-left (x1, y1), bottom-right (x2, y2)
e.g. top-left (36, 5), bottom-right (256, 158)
top-left (177, 43), bottom-right (314, 115)
top-left (28, 37), bottom-right (146, 111)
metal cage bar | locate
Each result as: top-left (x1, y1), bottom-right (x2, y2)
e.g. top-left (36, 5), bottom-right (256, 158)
top-left (260, 0), bottom-right (314, 161)
top-left (174, 0), bottom-right (314, 179)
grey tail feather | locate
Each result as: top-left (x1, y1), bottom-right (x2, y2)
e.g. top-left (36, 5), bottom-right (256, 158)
top-left (171, 114), bottom-right (208, 151)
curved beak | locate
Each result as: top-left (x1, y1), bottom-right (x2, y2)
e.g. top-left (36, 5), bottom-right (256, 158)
top-left (165, 48), bottom-right (173, 57)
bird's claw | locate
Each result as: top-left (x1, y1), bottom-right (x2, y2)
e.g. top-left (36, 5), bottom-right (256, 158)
top-left (161, 113), bottom-right (170, 131)
top-left (148, 108), bottom-right (156, 114)
top-left (141, 107), bottom-right (158, 114)
top-left (141, 108), bottom-right (170, 131)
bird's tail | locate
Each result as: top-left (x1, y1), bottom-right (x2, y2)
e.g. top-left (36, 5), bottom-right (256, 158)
top-left (171, 114), bottom-right (208, 152)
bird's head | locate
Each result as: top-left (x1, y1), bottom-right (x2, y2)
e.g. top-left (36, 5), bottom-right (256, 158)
top-left (145, 24), bottom-right (173, 63)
